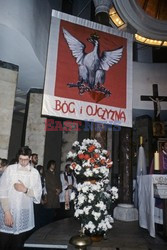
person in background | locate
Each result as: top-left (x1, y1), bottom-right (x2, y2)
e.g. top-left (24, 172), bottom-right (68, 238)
top-left (59, 164), bottom-right (76, 219)
top-left (45, 160), bottom-right (62, 223)
top-left (31, 153), bottom-right (38, 168)
top-left (34, 165), bottom-right (47, 230)
top-left (36, 165), bottom-right (47, 204)
top-left (0, 146), bottom-right (42, 250)
top-left (0, 158), bottom-right (8, 178)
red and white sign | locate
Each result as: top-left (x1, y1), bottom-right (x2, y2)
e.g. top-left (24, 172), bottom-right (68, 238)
top-left (42, 10), bottom-right (133, 127)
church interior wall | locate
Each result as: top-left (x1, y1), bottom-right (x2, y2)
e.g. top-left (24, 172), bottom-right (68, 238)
top-left (0, 62), bottom-right (18, 159)
top-left (8, 114), bottom-right (24, 162)
top-left (24, 90), bottom-right (46, 166)
top-left (0, 0), bottom-right (51, 68)
top-left (133, 62), bottom-right (167, 112)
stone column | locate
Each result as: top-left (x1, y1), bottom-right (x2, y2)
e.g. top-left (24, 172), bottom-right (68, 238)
top-left (24, 89), bottom-right (46, 165)
top-left (0, 61), bottom-right (18, 158)
top-left (119, 127), bottom-right (133, 203)
top-left (113, 127), bottom-right (138, 221)
top-left (93, 0), bottom-right (113, 25)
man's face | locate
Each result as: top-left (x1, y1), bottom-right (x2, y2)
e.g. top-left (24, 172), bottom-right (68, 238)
top-left (65, 165), bottom-right (71, 175)
top-left (32, 155), bottom-right (38, 165)
top-left (49, 164), bottom-right (56, 173)
top-left (19, 155), bottom-right (31, 167)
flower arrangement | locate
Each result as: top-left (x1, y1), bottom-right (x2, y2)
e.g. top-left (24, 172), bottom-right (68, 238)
top-left (67, 139), bottom-right (118, 236)
top-left (67, 139), bottom-right (113, 181)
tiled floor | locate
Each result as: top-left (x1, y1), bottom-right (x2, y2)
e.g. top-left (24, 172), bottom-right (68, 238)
top-left (24, 218), bottom-right (167, 250)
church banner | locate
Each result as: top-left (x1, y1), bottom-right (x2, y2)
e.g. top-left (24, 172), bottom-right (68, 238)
top-left (42, 10), bottom-right (133, 127)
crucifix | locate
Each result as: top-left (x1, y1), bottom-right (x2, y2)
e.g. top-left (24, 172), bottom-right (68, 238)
top-left (141, 84), bottom-right (167, 121)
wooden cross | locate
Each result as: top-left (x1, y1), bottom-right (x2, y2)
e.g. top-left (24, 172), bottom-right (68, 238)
top-left (141, 84), bottom-right (167, 121)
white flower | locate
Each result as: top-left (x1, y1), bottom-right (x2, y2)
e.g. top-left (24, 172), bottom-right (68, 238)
top-left (88, 193), bottom-right (94, 201)
top-left (73, 141), bottom-right (79, 147)
top-left (74, 164), bottom-right (82, 174)
top-left (92, 168), bottom-right (100, 174)
top-left (81, 185), bottom-right (89, 193)
top-left (94, 149), bottom-right (100, 153)
top-left (97, 220), bottom-right (108, 231)
top-left (78, 150), bottom-right (84, 154)
top-left (111, 186), bottom-right (118, 192)
top-left (83, 206), bottom-right (92, 215)
top-left (104, 191), bottom-right (110, 199)
top-left (82, 139), bottom-right (92, 145)
top-left (75, 164), bottom-right (82, 171)
top-left (84, 168), bottom-right (93, 177)
top-left (67, 151), bottom-right (77, 159)
top-left (99, 166), bottom-right (109, 177)
top-left (91, 182), bottom-right (102, 192)
top-left (74, 209), bottom-right (84, 217)
top-left (80, 145), bottom-right (87, 150)
top-left (106, 214), bottom-right (114, 224)
top-left (92, 211), bottom-right (101, 220)
top-left (110, 186), bottom-right (118, 200)
top-left (84, 221), bottom-right (96, 233)
top-left (103, 179), bottom-right (110, 185)
top-left (82, 161), bottom-right (91, 167)
top-left (78, 194), bottom-right (86, 204)
top-left (102, 149), bottom-right (108, 155)
top-left (76, 184), bottom-right (81, 191)
top-left (96, 201), bottom-right (106, 211)
top-left (93, 141), bottom-right (101, 148)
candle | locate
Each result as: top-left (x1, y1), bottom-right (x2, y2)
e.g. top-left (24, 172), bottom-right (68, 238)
top-left (139, 136), bottom-right (143, 145)
top-left (154, 151), bottom-right (159, 171)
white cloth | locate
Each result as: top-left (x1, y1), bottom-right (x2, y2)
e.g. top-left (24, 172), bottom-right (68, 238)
top-left (136, 146), bottom-right (147, 176)
top-left (134, 146), bottom-right (147, 208)
top-left (138, 175), bottom-right (164, 238)
top-left (59, 173), bottom-right (76, 203)
top-left (0, 164), bottom-right (42, 234)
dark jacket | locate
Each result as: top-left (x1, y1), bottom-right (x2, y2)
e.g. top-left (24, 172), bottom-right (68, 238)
top-left (45, 170), bottom-right (62, 209)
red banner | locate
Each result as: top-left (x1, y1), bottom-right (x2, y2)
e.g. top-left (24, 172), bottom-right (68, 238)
top-left (42, 10), bottom-right (133, 127)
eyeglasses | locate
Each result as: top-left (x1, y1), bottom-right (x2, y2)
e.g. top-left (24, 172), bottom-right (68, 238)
top-left (19, 157), bottom-right (30, 162)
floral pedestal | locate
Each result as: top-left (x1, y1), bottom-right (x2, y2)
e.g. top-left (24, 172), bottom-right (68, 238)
top-left (67, 139), bottom-right (118, 238)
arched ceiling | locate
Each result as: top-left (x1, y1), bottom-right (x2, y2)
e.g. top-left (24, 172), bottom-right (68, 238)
top-left (136, 0), bottom-right (167, 21)
top-left (113, 0), bottom-right (167, 41)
